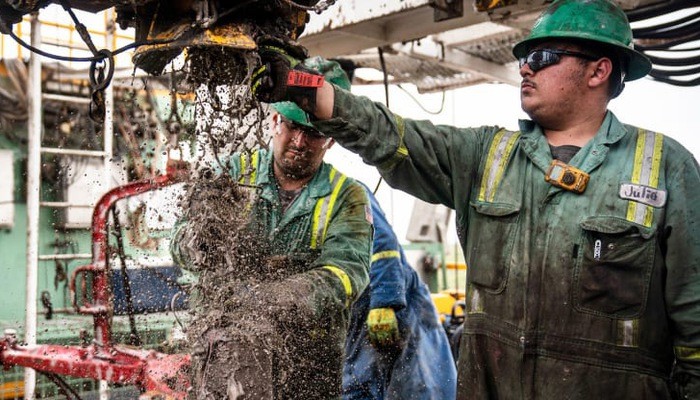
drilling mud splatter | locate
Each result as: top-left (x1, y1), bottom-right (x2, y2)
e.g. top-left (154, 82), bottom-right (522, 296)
top-left (177, 172), bottom-right (279, 399)
top-left (171, 46), bottom-right (330, 399)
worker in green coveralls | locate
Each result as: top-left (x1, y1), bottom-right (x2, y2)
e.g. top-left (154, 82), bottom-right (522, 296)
top-left (251, 0), bottom-right (700, 398)
top-left (172, 58), bottom-right (373, 399)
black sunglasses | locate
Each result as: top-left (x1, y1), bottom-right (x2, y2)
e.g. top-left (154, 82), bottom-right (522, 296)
top-left (519, 49), bottom-right (599, 72)
top-left (280, 117), bottom-right (325, 138)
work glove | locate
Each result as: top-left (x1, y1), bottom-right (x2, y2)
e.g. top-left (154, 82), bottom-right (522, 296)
top-left (366, 307), bottom-right (400, 348)
top-left (251, 38), bottom-right (323, 112)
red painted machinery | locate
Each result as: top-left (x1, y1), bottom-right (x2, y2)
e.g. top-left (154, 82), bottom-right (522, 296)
top-left (0, 161), bottom-right (192, 399)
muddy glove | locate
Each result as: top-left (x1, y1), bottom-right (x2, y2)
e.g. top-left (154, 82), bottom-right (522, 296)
top-left (234, 276), bottom-right (318, 325)
top-left (366, 307), bottom-right (400, 348)
top-left (252, 42), bottom-right (323, 112)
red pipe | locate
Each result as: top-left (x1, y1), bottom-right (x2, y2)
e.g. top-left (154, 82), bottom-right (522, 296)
top-left (0, 161), bottom-right (193, 398)
top-left (69, 162), bottom-right (188, 353)
top-left (0, 339), bottom-right (190, 398)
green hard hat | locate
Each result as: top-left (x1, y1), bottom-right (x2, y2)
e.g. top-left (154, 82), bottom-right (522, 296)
top-left (272, 56), bottom-right (351, 128)
top-left (512, 0), bottom-right (652, 81)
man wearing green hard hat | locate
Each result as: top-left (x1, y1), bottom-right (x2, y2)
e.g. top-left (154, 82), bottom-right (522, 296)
top-left (173, 56), bottom-right (373, 399)
top-left (253, 0), bottom-right (700, 398)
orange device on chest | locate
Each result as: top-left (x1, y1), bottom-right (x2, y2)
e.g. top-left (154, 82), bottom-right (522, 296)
top-left (545, 160), bottom-right (590, 194)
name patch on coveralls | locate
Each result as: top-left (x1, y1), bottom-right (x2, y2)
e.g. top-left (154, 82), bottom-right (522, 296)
top-left (619, 183), bottom-right (667, 208)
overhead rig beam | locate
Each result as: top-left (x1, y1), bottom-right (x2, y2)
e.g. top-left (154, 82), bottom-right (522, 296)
top-left (300, 0), bottom-right (699, 89)
top-left (391, 36), bottom-right (520, 86)
top-left (300, 0), bottom-right (492, 58)
top-left (298, 0), bottom-right (543, 91)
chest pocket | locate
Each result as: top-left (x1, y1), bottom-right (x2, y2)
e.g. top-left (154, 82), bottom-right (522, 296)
top-left (468, 129), bottom-right (521, 293)
top-left (468, 202), bottom-right (520, 293)
top-left (573, 129), bottom-right (664, 319)
top-left (573, 217), bottom-right (656, 318)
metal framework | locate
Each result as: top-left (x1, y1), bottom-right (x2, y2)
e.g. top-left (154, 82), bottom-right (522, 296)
top-left (2, 162), bottom-right (191, 400)
top-left (19, 8), bottom-right (117, 398)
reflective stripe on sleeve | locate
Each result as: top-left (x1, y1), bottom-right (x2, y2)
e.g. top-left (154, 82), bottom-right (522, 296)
top-left (371, 250), bottom-right (400, 263)
top-left (378, 113), bottom-right (409, 170)
top-left (626, 130), bottom-right (663, 227)
top-left (322, 265), bottom-right (353, 299)
top-left (478, 129), bottom-right (520, 202)
top-left (394, 114), bottom-right (409, 159)
top-left (310, 168), bottom-right (347, 249)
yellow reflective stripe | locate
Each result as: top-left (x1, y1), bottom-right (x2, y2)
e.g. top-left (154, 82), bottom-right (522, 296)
top-left (238, 151), bottom-right (259, 216)
top-left (626, 130), bottom-right (664, 227)
top-left (322, 174), bottom-right (347, 243)
top-left (238, 151), bottom-right (259, 185)
top-left (310, 199), bottom-right (325, 249)
top-left (248, 151), bottom-right (258, 185)
top-left (323, 265), bottom-right (353, 299)
top-left (371, 250), bottom-right (400, 263)
top-left (675, 346), bottom-right (700, 361)
top-left (646, 133), bottom-right (664, 226)
top-left (479, 130), bottom-right (506, 201)
top-left (239, 153), bottom-right (248, 183)
top-left (395, 114), bottom-right (408, 158)
top-left (310, 168), bottom-right (346, 249)
top-left (378, 114), bottom-right (408, 171)
top-left (626, 130), bottom-right (646, 223)
top-left (478, 129), bottom-right (520, 202)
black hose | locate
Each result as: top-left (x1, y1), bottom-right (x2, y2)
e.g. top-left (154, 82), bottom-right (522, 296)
top-left (373, 46), bottom-right (392, 195)
top-left (40, 372), bottom-right (84, 400)
top-left (626, 2), bottom-right (700, 87)
top-left (632, 10), bottom-right (700, 36)
top-left (634, 32), bottom-right (700, 51)
top-left (649, 70), bottom-right (700, 86)
top-left (0, 16), bottom-right (174, 63)
top-left (650, 64), bottom-right (700, 76)
top-left (110, 205), bottom-right (142, 347)
top-left (627, 0), bottom-right (699, 22)
top-left (632, 20), bottom-right (700, 40)
top-left (645, 53), bottom-right (700, 67)
top-left (377, 46), bottom-right (390, 108)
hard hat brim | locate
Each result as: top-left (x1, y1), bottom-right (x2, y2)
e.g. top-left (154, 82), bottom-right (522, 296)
top-left (513, 34), bottom-right (652, 81)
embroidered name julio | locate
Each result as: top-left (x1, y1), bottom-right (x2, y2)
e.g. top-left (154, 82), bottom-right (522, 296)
top-left (618, 183), bottom-right (667, 208)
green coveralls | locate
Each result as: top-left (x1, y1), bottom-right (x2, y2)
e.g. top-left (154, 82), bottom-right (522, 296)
top-left (172, 148), bottom-right (372, 399)
top-left (313, 87), bottom-right (700, 399)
